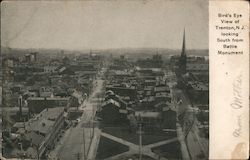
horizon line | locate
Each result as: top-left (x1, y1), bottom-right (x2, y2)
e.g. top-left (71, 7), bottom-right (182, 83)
top-left (1, 46), bottom-right (209, 51)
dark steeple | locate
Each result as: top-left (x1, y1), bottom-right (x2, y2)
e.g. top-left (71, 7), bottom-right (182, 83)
top-left (181, 29), bottom-right (186, 57)
top-left (179, 29), bottom-right (187, 74)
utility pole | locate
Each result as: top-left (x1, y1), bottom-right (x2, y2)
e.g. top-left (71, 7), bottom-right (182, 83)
top-left (34, 144), bottom-right (39, 160)
top-left (83, 127), bottom-right (86, 160)
top-left (138, 123), bottom-right (142, 160)
top-left (92, 103), bottom-right (95, 138)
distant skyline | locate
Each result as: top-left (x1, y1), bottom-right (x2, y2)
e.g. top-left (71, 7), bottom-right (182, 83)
top-left (1, 0), bottom-right (208, 50)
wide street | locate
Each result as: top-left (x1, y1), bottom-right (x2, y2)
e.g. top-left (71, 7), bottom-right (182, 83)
top-left (172, 88), bottom-right (206, 159)
top-left (50, 75), bottom-right (105, 160)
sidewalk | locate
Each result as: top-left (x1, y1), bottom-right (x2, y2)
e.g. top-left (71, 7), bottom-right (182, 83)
top-left (87, 128), bottom-right (101, 160)
top-left (176, 123), bottom-right (190, 160)
top-left (48, 127), bottom-right (73, 160)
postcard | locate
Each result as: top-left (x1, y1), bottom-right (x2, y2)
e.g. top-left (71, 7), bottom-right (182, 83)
top-left (0, 0), bottom-right (249, 159)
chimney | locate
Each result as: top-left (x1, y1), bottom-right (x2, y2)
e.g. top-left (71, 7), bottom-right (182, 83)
top-left (18, 95), bottom-right (23, 119)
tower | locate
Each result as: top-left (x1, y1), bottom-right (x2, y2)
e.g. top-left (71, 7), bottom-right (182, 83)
top-left (179, 29), bottom-right (187, 74)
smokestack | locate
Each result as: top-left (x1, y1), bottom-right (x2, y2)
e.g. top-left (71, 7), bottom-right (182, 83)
top-left (18, 95), bottom-right (23, 118)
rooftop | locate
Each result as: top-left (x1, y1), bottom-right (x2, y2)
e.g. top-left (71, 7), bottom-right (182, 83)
top-left (135, 111), bottom-right (161, 118)
top-left (25, 107), bottom-right (64, 134)
top-left (27, 97), bottom-right (69, 101)
top-left (188, 81), bottom-right (208, 91)
top-left (102, 99), bottom-right (121, 108)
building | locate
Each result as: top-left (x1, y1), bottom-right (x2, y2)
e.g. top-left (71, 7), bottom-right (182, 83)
top-left (3, 58), bottom-right (14, 68)
top-left (186, 62), bottom-right (208, 74)
top-left (25, 53), bottom-right (37, 63)
top-left (106, 85), bottom-right (137, 100)
top-left (43, 65), bottom-right (58, 73)
top-left (27, 97), bottom-right (69, 114)
top-left (1, 107), bottom-right (29, 122)
top-left (0, 86), bottom-right (2, 105)
top-left (13, 107), bottom-right (65, 159)
top-left (136, 54), bottom-right (163, 68)
top-left (100, 98), bottom-right (129, 126)
top-left (186, 60), bottom-right (209, 82)
top-left (154, 85), bottom-right (171, 103)
top-left (162, 108), bottom-right (177, 130)
top-left (135, 111), bottom-right (161, 128)
top-left (186, 81), bottom-right (209, 104)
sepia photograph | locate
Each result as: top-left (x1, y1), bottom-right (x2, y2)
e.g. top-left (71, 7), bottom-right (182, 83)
top-left (1, 0), bottom-right (209, 159)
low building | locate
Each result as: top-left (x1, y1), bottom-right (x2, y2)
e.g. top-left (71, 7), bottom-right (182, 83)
top-left (186, 81), bottom-right (209, 104)
top-left (27, 97), bottom-right (69, 114)
top-left (106, 85), bottom-right (137, 100)
top-left (100, 99), bottom-right (129, 126)
top-left (186, 63), bottom-right (208, 74)
top-left (154, 85), bottom-right (170, 93)
top-left (135, 111), bottom-right (161, 123)
top-left (135, 111), bottom-right (162, 132)
top-left (13, 107), bottom-right (65, 159)
top-left (1, 107), bottom-right (29, 122)
top-left (43, 65), bottom-right (58, 73)
top-left (3, 58), bottom-right (14, 68)
top-left (162, 108), bottom-right (177, 130)
top-left (25, 53), bottom-right (37, 63)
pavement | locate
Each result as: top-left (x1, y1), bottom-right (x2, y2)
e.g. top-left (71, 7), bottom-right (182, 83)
top-left (87, 128), bottom-right (101, 160)
top-left (49, 68), bottom-right (207, 160)
top-left (49, 76), bottom-right (105, 160)
top-left (176, 123), bottom-right (190, 160)
top-left (172, 88), bottom-right (208, 160)
top-left (101, 131), bottom-right (178, 160)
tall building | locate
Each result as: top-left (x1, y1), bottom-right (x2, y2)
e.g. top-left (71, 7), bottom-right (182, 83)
top-left (179, 29), bottom-right (187, 74)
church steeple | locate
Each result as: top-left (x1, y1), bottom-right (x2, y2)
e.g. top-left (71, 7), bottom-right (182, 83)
top-left (181, 29), bottom-right (186, 57)
top-left (179, 28), bottom-right (187, 74)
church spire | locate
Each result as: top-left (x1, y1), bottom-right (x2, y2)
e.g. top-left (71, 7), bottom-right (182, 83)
top-left (181, 28), bottom-right (186, 57)
top-left (179, 28), bottom-right (187, 74)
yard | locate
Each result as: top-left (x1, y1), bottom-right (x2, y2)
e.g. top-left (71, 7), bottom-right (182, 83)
top-left (96, 136), bottom-right (129, 160)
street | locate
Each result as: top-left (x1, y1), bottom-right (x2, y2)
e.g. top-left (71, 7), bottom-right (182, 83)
top-left (172, 88), bottom-right (207, 160)
top-left (50, 77), bottom-right (105, 160)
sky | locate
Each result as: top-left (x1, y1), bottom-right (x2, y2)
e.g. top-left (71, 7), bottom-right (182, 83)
top-left (1, 0), bottom-right (208, 50)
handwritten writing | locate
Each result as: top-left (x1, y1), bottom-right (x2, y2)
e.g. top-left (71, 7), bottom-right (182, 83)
top-left (233, 115), bottom-right (242, 137)
top-left (231, 74), bottom-right (242, 109)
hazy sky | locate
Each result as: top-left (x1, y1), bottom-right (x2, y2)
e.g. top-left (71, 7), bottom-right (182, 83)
top-left (1, 0), bottom-right (208, 50)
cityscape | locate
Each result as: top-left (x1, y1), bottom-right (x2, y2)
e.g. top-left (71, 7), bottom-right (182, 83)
top-left (1, 1), bottom-right (209, 160)
top-left (1, 30), bottom-right (208, 160)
